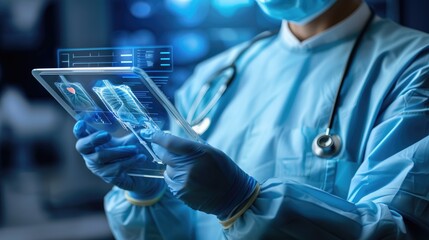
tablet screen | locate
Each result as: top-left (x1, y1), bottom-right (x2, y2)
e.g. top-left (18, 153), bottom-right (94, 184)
top-left (32, 67), bottom-right (202, 178)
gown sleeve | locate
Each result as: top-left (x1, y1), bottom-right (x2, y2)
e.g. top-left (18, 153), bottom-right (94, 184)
top-left (224, 57), bottom-right (429, 239)
top-left (104, 186), bottom-right (195, 240)
top-left (101, 36), bottom-right (429, 239)
top-left (99, 52), bottom-right (239, 240)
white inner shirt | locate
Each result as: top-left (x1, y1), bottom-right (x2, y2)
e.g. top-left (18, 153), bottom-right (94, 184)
top-left (280, 3), bottom-right (372, 49)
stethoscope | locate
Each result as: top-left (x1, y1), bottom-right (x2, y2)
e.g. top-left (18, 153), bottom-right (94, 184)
top-left (187, 11), bottom-right (375, 158)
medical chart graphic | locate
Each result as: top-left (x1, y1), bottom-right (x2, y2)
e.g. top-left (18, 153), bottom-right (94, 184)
top-left (58, 47), bottom-right (173, 72)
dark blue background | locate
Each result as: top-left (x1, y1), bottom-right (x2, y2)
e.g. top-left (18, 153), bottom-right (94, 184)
top-left (0, 1), bottom-right (427, 239)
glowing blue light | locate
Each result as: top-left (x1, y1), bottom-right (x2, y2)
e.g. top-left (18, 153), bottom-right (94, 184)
top-left (132, 29), bottom-right (156, 45)
top-left (213, 0), bottom-right (253, 7)
top-left (165, 0), bottom-right (209, 27)
top-left (211, 0), bottom-right (254, 17)
top-left (169, 67), bottom-right (193, 92)
top-left (168, 31), bottom-right (209, 64)
top-left (215, 28), bottom-right (240, 45)
top-left (130, 1), bottom-right (152, 18)
top-left (209, 28), bottom-right (256, 47)
top-left (113, 29), bottom-right (156, 47)
top-left (169, 0), bottom-right (193, 7)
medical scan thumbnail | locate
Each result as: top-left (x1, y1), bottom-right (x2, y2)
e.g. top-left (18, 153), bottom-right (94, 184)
top-left (54, 76), bottom-right (111, 125)
top-left (55, 78), bottom-right (98, 112)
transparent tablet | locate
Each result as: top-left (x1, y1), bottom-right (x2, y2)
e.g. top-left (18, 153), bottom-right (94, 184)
top-left (32, 67), bottom-right (202, 178)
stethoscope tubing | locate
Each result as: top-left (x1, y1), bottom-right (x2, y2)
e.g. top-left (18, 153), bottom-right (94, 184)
top-left (187, 31), bottom-right (277, 126)
top-left (188, 11), bottom-right (375, 159)
top-left (325, 11), bottom-right (375, 134)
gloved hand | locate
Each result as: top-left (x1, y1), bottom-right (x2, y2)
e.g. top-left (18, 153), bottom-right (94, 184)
top-left (141, 130), bottom-right (258, 220)
top-left (73, 120), bottom-right (165, 201)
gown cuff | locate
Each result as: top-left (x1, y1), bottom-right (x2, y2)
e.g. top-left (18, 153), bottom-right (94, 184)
top-left (124, 184), bottom-right (166, 206)
top-left (220, 183), bottom-right (260, 229)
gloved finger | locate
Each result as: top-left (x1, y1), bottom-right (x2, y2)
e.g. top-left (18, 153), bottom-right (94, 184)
top-left (76, 131), bottom-right (111, 154)
top-left (152, 141), bottom-right (207, 167)
top-left (73, 120), bottom-right (98, 139)
top-left (164, 166), bottom-right (186, 191)
top-left (140, 130), bottom-right (200, 155)
top-left (120, 154), bottom-right (159, 176)
top-left (116, 132), bottom-right (140, 146)
top-left (86, 153), bottom-right (145, 175)
top-left (86, 145), bottom-right (139, 164)
top-left (151, 143), bottom-right (181, 166)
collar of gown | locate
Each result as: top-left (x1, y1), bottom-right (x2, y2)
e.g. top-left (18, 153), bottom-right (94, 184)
top-left (279, 3), bottom-right (372, 50)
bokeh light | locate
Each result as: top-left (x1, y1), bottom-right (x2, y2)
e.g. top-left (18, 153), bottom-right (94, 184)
top-left (164, 0), bottom-right (209, 27)
top-left (113, 29), bottom-right (156, 46)
top-left (130, 1), bottom-right (153, 18)
top-left (211, 0), bottom-right (254, 17)
top-left (167, 31), bottom-right (209, 65)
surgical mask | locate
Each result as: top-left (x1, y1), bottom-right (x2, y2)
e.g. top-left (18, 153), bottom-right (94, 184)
top-left (256, 0), bottom-right (337, 25)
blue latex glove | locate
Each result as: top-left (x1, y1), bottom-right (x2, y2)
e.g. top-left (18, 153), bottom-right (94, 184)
top-left (73, 120), bottom-right (165, 200)
top-left (141, 130), bottom-right (258, 220)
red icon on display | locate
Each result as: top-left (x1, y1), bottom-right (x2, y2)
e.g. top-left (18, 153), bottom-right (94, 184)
top-left (66, 87), bottom-right (76, 94)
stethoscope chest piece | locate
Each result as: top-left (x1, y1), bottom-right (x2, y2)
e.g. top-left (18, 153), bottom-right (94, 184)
top-left (312, 133), bottom-right (341, 158)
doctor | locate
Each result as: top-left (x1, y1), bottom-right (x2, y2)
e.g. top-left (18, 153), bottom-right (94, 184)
top-left (74, 0), bottom-right (429, 239)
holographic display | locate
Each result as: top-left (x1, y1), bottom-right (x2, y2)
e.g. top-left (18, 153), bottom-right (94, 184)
top-left (32, 67), bottom-right (203, 177)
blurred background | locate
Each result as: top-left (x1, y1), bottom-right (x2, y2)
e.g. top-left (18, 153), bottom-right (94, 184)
top-left (0, 0), bottom-right (427, 239)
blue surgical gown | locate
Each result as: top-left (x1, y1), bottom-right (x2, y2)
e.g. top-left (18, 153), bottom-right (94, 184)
top-left (104, 16), bottom-right (429, 239)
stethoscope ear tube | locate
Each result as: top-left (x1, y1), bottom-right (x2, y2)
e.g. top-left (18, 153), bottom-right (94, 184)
top-left (187, 31), bottom-right (278, 133)
top-left (187, 65), bottom-right (236, 126)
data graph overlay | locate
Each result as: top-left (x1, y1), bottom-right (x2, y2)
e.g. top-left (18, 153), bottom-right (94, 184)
top-left (58, 46), bottom-right (173, 72)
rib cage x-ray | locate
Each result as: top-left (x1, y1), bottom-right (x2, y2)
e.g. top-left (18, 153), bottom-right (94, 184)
top-left (93, 80), bottom-right (159, 131)
top-left (93, 80), bottom-right (161, 163)
top-left (32, 67), bottom-right (204, 174)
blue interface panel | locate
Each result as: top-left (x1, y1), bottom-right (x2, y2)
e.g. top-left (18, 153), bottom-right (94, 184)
top-left (57, 46), bottom-right (173, 72)
top-left (56, 47), bottom-right (174, 129)
top-left (57, 46), bottom-right (173, 89)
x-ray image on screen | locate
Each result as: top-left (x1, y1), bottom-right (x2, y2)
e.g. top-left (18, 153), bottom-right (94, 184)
top-left (55, 77), bottom-right (97, 111)
top-left (55, 76), bottom-right (111, 125)
top-left (32, 67), bottom-right (204, 175)
top-left (93, 79), bottom-right (162, 163)
top-left (93, 79), bottom-right (159, 131)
